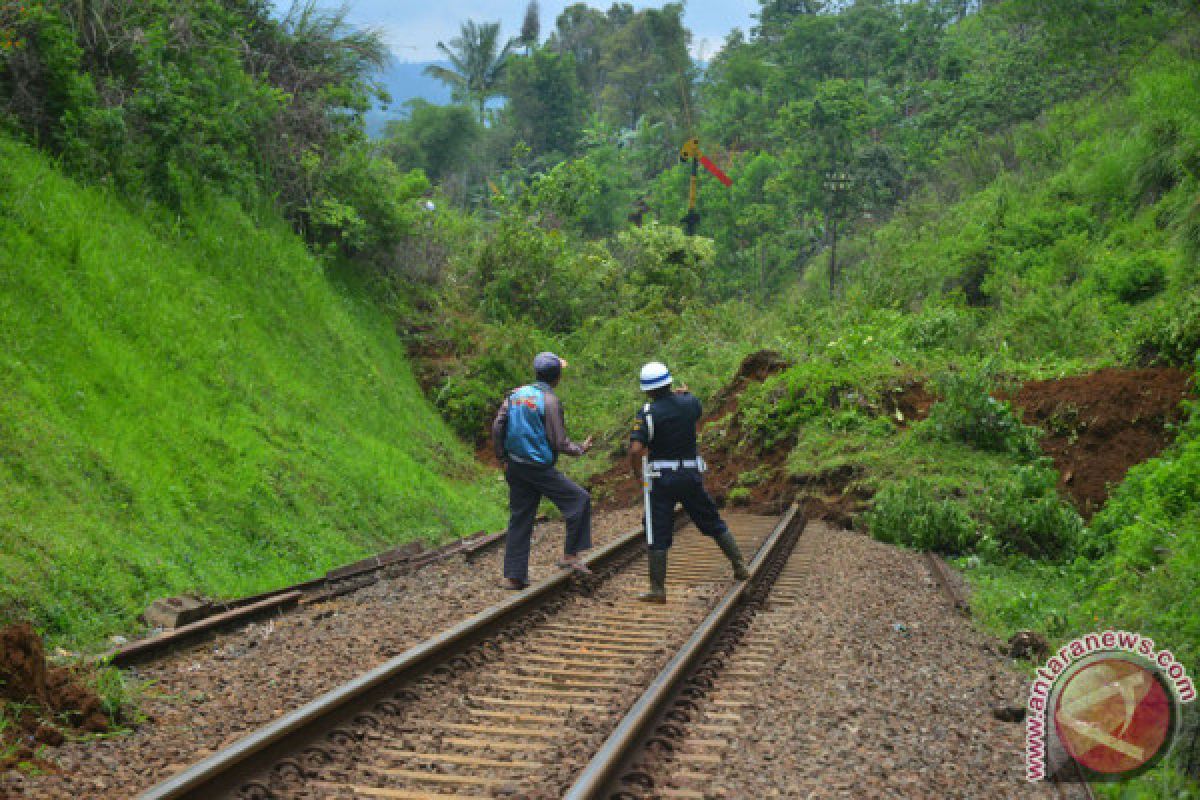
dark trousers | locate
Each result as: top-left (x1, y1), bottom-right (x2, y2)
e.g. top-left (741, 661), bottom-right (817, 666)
top-left (503, 461), bottom-right (592, 581)
top-left (647, 468), bottom-right (727, 551)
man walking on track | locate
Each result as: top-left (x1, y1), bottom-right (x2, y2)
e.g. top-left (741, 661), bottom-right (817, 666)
top-left (492, 352), bottom-right (595, 590)
top-left (628, 361), bottom-right (747, 603)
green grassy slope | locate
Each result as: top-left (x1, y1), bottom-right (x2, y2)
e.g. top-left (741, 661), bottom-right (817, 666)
top-left (706, 54), bottom-right (1200, 795)
top-left (681, 52), bottom-right (1199, 796)
top-left (828, 52), bottom-right (1200, 366)
top-left (0, 138), bottom-right (504, 648)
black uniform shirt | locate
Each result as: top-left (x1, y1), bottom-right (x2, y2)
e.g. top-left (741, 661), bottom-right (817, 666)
top-left (630, 392), bottom-right (703, 460)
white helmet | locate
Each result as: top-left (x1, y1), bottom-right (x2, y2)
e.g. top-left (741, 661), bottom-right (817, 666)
top-left (639, 361), bottom-right (673, 391)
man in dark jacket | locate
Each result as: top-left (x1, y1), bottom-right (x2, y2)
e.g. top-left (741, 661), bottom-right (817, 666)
top-left (628, 361), bottom-right (747, 603)
top-left (492, 352), bottom-right (594, 589)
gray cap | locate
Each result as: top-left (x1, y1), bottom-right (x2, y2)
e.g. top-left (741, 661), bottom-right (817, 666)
top-left (533, 351), bottom-right (564, 373)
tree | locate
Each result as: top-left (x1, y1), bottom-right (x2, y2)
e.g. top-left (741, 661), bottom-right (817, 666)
top-left (520, 1), bottom-right (541, 53)
top-left (504, 49), bottom-right (586, 157)
top-left (836, 0), bottom-right (900, 90)
top-left (383, 99), bottom-right (481, 182)
top-left (596, 4), bottom-right (691, 130)
top-left (754, 0), bottom-right (825, 42)
top-left (256, 1), bottom-right (391, 215)
top-left (424, 20), bottom-right (516, 123)
top-left (548, 4), bottom-right (611, 104)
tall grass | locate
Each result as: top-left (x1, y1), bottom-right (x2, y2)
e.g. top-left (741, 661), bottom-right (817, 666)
top-left (0, 138), bottom-right (505, 648)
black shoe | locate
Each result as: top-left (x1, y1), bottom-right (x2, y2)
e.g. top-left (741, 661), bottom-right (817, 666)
top-left (636, 550), bottom-right (668, 603)
top-left (500, 578), bottom-right (529, 590)
top-left (714, 530), bottom-right (749, 580)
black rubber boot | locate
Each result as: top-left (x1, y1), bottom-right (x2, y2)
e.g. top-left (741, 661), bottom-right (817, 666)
top-left (714, 530), bottom-right (749, 580)
top-left (636, 550), bottom-right (668, 604)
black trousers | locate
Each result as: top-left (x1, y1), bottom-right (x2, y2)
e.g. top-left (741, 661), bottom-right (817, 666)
top-left (647, 468), bottom-right (727, 551)
top-left (503, 461), bottom-right (592, 581)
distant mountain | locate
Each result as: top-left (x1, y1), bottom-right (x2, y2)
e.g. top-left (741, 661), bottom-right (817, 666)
top-left (366, 58), bottom-right (454, 137)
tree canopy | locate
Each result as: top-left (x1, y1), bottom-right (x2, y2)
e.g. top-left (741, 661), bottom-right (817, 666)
top-left (425, 20), bottom-right (518, 123)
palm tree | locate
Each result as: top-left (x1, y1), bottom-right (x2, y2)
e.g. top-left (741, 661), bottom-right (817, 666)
top-left (424, 20), bottom-right (517, 123)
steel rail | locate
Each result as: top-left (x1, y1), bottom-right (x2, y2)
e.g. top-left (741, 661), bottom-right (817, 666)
top-left (137, 521), bottom-right (650, 800)
top-left (564, 502), bottom-right (802, 800)
top-left (106, 530), bottom-right (506, 667)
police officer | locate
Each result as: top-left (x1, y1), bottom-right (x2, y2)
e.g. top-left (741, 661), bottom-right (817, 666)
top-left (492, 352), bottom-right (594, 590)
top-left (628, 361), bottom-right (747, 603)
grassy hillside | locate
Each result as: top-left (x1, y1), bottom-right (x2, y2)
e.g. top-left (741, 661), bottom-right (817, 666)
top-left (680, 53), bottom-right (1198, 797)
top-left (798, 49), bottom-right (1200, 642)
top-left (0, 138), bottom-right (505, 649)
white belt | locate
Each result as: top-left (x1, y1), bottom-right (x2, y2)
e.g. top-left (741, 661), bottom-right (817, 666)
top-left (649, 458), bottom-right (706, 472)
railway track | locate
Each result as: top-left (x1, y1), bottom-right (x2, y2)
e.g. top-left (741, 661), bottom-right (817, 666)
top-left (108, 530), bottom-right (510, 667)
top-left (567, 522), bottom-right (813, 799)
top-left (567, 526), bottom-right (1094, 800)
top-left (138, 507), bottom-right (803, 799)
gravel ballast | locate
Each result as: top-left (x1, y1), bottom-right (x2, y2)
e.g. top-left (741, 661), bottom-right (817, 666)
top-left (632, 521), bottom-right (1060, 799)
top-left (3, 514), bottom-right (1072, 799)
top-left (0, 509), bottom-right (641, 799)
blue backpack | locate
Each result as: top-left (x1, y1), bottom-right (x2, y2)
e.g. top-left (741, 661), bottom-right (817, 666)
top-left (504, 384), bottom-right (554, 465)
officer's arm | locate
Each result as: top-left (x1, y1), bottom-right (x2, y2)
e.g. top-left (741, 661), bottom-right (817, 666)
top-left (629, 409), bottom-right (649, 480)
top-left (629, 440), bottom-right (647, 481)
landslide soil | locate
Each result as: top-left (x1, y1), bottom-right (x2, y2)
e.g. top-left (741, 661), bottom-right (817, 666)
top-left (594, 356), bottom-right (1193, 524)
top-left (1011, 367), bottom-right (1193, 516)
top-left (0, 624), bottom-right (110, 774)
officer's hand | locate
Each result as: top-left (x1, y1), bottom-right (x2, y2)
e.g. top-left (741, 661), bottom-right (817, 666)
top-left (582, 435), bottom-right (594, 453)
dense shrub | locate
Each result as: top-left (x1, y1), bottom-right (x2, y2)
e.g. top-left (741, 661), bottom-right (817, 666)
top-left (1082, 401), bottom-right (1200, 667)
top-left (435, 375), bottom-right (504, 444)
top-left (866, 479), bottom-right (978, 555)
top-left (1097, 251), bottom-right (1168, 304)
top-left (867, 465), bottom-right (1083, 561)
top-left (920, 367), bottom-right (1040, 457)
top-left (469, 214), bottom-right (612, 331)
top-left (525, 156), bottom-right (620, 236)
top-left (302, 144), bottom-right (429, 262)
top-left (979, 464), bottom-right (1084, 561)
top-left (1125, 295), bottom-right (1200, 366)
top-left (432, 336), bottom-right (535, 442)
top-left (613, 222), bottom-right (716, 312)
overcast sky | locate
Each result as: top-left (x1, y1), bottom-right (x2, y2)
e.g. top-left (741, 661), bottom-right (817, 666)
top-left (321, 1), bottom-right (759, 62)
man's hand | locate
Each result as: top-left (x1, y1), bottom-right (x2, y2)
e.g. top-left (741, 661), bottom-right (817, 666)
top-left (581, 435), bottom-right (594, 453)
top-left (628, 440), bottom-right (646, 482)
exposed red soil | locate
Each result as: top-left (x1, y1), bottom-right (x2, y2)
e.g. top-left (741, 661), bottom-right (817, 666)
top-left (865, 369), bottom-right (1192, 515)
top-left (531, 341), bottom-right (1192, 526)
top-left (0, 624), bottom-right (110, 771)
top-left (881, 379), bottom-right (935, 425)
top-left (792, 465), bottom-right (874, 529)
top-left (704, 350), bottom-right (792, 423)
top-left (1011, 367), bottom-right (1194, 517)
